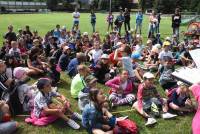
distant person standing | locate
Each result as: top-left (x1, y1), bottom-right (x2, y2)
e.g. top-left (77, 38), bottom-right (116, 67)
top-left (115, 10), bottom-right (125, 35)
top-left (72, 8), bottom-right (80, 31)
top-left (148, 10), bottom-right (158, 38)
top-left (107, 11), bottom-right (114, 32)
top-left (90, 10), bottom-right (96, 33)
top-left (172, 8), bottom-right (181, 39)
top-left (124, 8), bottom-right (131, 32)
top-left (135, 10), bottom-right (143, 35)
top-left (157, 12), bottom-right (161, 33)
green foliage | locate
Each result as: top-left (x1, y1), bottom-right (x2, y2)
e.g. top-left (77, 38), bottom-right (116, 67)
top-left (46, 0), bottom-right (58, 11)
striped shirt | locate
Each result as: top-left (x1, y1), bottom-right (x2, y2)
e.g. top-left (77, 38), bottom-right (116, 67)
top-left (0, 72), bottom-right (8, 91)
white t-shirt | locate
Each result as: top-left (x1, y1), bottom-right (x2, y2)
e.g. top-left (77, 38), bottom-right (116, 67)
top-left (158, 50), bottom-right (173, 60)
top-left (90, 49), bottom-right (103, 63)
top-left (72, 12), bottom-right (80, 21)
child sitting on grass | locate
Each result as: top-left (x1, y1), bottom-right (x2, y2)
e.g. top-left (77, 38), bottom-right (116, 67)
top-left (132, 72), bottom-right (177, 126)
top-left (106, 70), bottom-right (135, 107)
top-left (168, 81), bottom-right (195, 114)
top-left (25, 78), bottom-right (82, 129)
top-left (82, 88), bottom-right (116, 134)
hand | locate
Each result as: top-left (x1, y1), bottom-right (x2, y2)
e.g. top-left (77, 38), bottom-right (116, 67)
top-left (185, 99), bottom-right (192, 105)
top-left (38, 69), bottom-right (44, 73)
top-left (102, 125), bottom-right (111, 130)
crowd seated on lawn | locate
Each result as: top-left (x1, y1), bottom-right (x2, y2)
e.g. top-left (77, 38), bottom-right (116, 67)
top-left (0, 22), bottom-right (200, 134)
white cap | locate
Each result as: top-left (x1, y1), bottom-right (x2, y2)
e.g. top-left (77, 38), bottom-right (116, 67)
top-left (154, 44), bottom-right (161, 49)
top-left (177, 81), bottom-right (186, 86)
top-left (83, 32), bottom-right (88, 36)
top-left (165, 36), bottom-right (171, 41)
top-left (143, 72), bottom-right (155, 79)
top-left (101, 54), bottom-right (109, 59)
top-left (63, 46), bottom-right (70, 50)
top-left (116, 42), bottom-right (123, 46)
top-left (147, 39), bottom-right (152, 44)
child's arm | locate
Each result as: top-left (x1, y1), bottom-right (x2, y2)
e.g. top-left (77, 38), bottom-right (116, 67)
top-left (114, 48), bottom-right (122, 61)
top-left (43, 106), bottom-right (61, 115)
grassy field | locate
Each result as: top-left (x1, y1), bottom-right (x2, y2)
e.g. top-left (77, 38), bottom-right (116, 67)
top-left (0, 13), bottom-right (192, 134)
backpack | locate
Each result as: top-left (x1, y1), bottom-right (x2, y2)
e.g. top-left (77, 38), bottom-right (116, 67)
top-left (113, 119), bottom-right (138, 134)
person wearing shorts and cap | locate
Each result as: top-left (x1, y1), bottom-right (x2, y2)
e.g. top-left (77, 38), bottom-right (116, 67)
top-left (133, 72), bottom-right (177, 126)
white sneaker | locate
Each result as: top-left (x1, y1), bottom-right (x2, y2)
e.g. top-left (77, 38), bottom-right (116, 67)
top-left (67, 119), bottom-right (80, 130)
top-left (116, 116), bottom-right (128, 121)
top-left (72, 112), bottom-right (82, 121)
top-left (145, 118), bottom-right (157, 126)
top-left (162, 112), bottom-right (177, 119)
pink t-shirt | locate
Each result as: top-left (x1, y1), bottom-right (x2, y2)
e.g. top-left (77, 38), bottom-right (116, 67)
top-left (191, 84), bottom-right (200, 134)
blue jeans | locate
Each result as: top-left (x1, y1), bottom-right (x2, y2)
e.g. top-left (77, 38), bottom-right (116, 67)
top-left (0, 121), bottom-right (17, 134)
top-left (173, 27), bottom-right (179, 39)
top-left (136, 23), bottom-right (142, 34)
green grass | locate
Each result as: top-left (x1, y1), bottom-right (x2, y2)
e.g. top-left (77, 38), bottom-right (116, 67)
top-left (0, 13), bottom-right (192, 134)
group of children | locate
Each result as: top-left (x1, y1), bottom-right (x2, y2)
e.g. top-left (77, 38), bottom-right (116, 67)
top-left (0, 16), bottom-right (200, 134)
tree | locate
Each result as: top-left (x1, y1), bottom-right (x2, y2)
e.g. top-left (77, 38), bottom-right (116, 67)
top-left (47, 0), bottom-right (58, 11)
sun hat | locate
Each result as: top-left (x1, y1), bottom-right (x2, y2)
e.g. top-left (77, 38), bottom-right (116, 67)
top-left (143, 72), bottom-right (155, 79)
top-left (13, 67), bottom-right (27, 79)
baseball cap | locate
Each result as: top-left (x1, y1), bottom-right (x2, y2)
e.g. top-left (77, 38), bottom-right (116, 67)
top-left (143, 72), bottom-right (155, 79)
top-left (85, 75), bottom-right (97, 85)
top-left (163, 41), bottom-right (171, 47)
top-left (147, 39), bottom-right (152, 44)
top-left (37, 78), bottom-right (51, 90)
top-left (177, 81), bottom-right (187, 86)
top-left (131, 52), bottom-right (141, 59)
top-left (101, 54), bottom-right (109, 59)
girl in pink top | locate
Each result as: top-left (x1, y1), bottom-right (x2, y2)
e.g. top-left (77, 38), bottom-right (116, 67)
top-left (106, 70), bottom-right (135, 106)
top-left (189, 84), bottom-right (200, 134)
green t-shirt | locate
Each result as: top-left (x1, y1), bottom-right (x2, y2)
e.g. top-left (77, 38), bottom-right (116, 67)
top-left (70, 74), bottom-right (86, 98)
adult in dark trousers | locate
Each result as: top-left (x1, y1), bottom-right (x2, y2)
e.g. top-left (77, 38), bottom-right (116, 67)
top-left (124, 8), bottom-right (131, 32)
top-left (157, 12), bottom-right (161, 33)
top-left (90, 10), bottom-right (96, 33)
top-left (115, 10), bottom-right (125, 35)
top-left (172, 8), bottom-right (181, 40)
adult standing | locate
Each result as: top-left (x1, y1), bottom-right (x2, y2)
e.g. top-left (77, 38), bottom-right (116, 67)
top-left (115, 10), bottom-right (125, 35)
top-left (148, 10), bottom-right (158, 38)
top-left (90, 10), bottom-right (96, 33)
top-left (107, 11), bottom-right (114, 32)
top-left (135, 10), bottom-right (143, 35)
top-left (72, 8), bottom-right (80, 31)
top-left (172, 8), bottom-right (181, 40)
top-left (124, 8), bottom-right (131, 32)
top-left (156, 12), bottom-right (161, 33)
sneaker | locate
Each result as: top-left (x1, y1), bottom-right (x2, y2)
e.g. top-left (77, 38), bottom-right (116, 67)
top-left (162, 112), bottom-right (177, 119)
top-left (116, 116), bottom-right (128, 121)
top-left (145, 118), bottom-right (157, 126)
top-left (67, 119), bottom-right (80, 130)
top-left (72, 112), bottom-right (82, 121)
